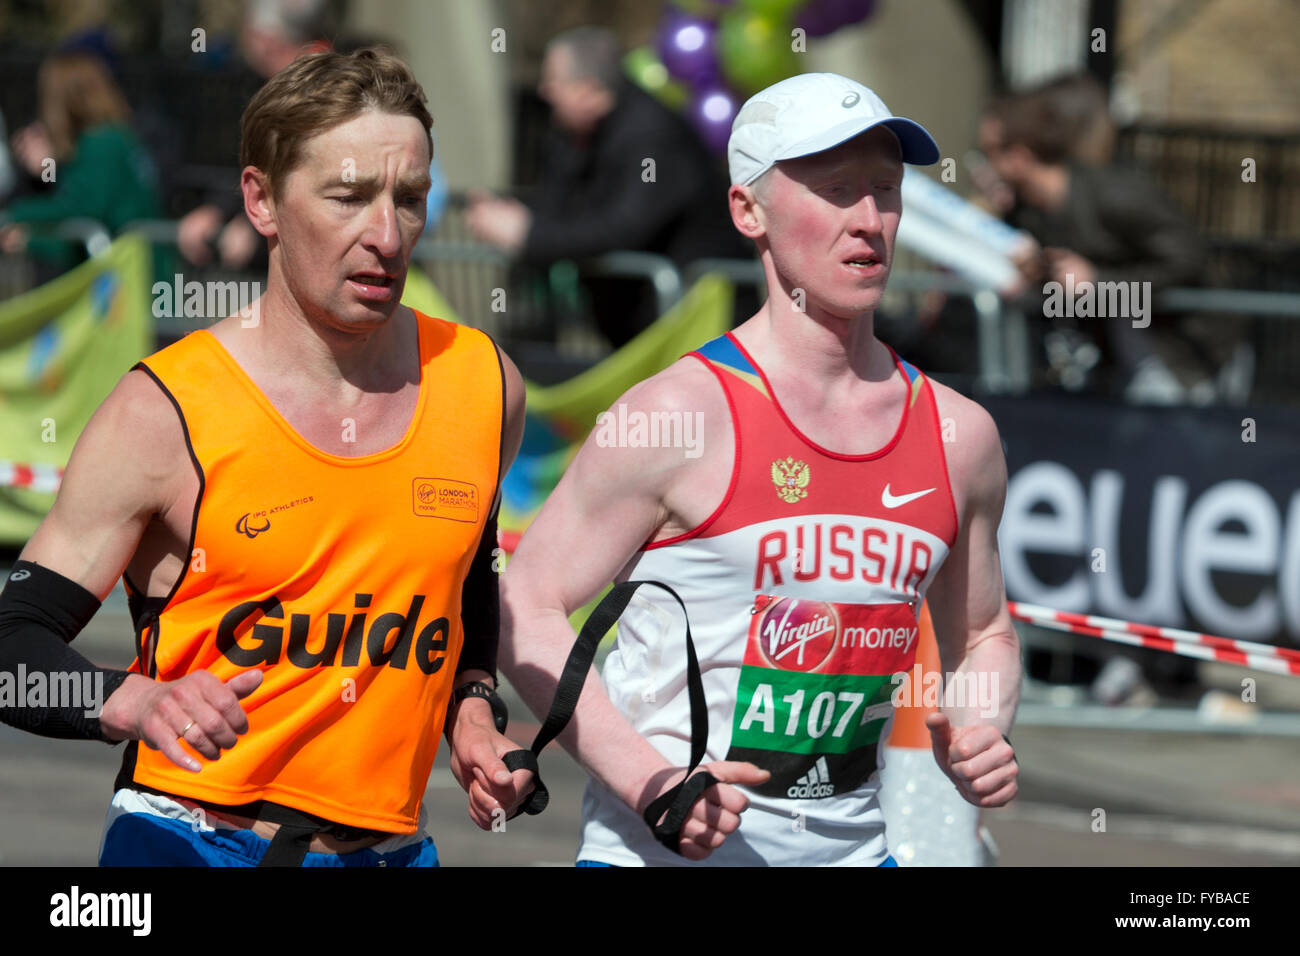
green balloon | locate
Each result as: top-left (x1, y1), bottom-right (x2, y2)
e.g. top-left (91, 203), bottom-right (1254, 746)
top-left (719, 10), bottom-right (802, 98)
top-left (740, 0), bottom-right (805, 17)
top-left (623, 46), bottom-right (689, 111)
top-left (671, 0), bottom-right (735, 19)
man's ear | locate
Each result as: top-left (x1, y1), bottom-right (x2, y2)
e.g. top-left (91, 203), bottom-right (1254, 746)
top-left (241, 166), bottom-right (278, 239)
top-left (729, 184), bottom-right (766, 240)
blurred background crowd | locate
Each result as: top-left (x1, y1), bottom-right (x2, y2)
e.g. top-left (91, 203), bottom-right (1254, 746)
top-left (0, 0), bottom-right (1296, 400)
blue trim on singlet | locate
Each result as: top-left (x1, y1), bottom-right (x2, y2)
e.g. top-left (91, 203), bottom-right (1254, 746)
top-left (896, 354), bottom-right (922, 386)
top-left (694, 335), bottom-right (756, 377)
top-left (98, 810), bottom-right (439, 867)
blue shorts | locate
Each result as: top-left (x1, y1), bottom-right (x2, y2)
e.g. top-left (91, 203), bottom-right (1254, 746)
top-left (577, 854), bottom-right (898, 867)
top-left (99, 808), bottom-right (439, 867)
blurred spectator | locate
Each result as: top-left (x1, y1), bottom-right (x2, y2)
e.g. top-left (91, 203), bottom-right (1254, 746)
top-left (977, 75), bottom-right (1222, 404)
top-left (175, 0), bottom-right (332, 270)
top-left (1, 52), bottom-right (161, 282)
top-left (466, 26), bottom-right (749, 348)
top-left (0, 109), bottom-right (15, 204)
top-left (176, 7), bottom-right (450, 271)
top-left (1036, 73), bottom-right (1116, 166)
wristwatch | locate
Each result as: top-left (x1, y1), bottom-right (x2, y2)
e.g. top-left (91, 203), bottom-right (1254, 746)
top-left (451, 680), bottom-right (509, 733)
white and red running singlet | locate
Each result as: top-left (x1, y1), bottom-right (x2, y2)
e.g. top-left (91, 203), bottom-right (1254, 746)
top-left (578, 332), bottom-right (960, 866)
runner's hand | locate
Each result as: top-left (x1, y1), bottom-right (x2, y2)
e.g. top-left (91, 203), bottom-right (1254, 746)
top-left (645, 760), bottom-right (770, 861)
top-left (100, 670), bottom-right (263, 772)
top-left (925, 712), bottom-right (1018, 808)
top-left (446, 698), bottom-right (535, 829)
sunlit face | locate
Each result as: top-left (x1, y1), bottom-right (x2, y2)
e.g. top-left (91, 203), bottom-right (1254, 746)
top-left (758, 126), bottom-right (904, 321)
top-left (265, 109), bottom-right (430, 333)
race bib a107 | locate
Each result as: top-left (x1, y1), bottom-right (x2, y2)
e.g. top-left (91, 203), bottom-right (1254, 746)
top-left (725, 595), bottom-right (920, 799)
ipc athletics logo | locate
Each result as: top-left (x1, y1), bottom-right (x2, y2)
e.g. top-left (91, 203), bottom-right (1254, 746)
top-left (236, 513), bottom-right (271, 539)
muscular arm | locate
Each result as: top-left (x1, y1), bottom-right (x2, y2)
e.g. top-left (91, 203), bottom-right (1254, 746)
top-left (2, 370), bottom-right (180, 742)
top-left (3, 368), bottom-right (260, 767)
top-left (19, 370), bottom-right (179, 599)
top-left (925, 389), bottom-right (1021, 735)
top-left (499, 370), bottom-right (689, 814)
top-left (499, 356), bottom-right (770, 848)
top-left (920, 386), bottom-right (1020, 809)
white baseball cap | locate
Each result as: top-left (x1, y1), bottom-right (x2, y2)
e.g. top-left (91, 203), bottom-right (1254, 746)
top-left (728, 72), bottom-right (940, 186)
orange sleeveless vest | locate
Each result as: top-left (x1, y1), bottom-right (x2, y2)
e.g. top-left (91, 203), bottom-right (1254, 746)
top-left (118, 311), bottom-right (503, 833)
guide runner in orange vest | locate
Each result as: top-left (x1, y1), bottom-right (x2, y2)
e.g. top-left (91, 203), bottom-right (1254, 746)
top-left (0, 48), bottom-right (531, 866)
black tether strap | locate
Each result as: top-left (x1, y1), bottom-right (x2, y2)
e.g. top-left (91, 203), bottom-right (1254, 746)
top-left (251, 803), bottom-right (388, 867)
top-left (501, 580), bottom-right (717, 855)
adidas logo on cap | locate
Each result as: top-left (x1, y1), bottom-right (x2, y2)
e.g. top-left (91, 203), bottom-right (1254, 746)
top-left (787, 756), bottom-right (835, 799)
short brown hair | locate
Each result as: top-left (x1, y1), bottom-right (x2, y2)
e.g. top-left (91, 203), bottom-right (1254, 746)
top-left (240, 47), bottom-right (433, 199)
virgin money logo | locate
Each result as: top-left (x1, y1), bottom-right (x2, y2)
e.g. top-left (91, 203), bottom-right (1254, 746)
top-left (758, 598), bottom-right (838, 672)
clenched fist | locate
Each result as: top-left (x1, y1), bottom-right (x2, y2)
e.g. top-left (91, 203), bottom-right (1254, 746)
top-left (925, 713), bottom-right (1017, 808)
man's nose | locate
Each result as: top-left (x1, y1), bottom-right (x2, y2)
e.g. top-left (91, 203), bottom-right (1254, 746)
top-left (363, 197), bottom-right (403, 257)
top-left (849, 192), bottom-right (884, 235)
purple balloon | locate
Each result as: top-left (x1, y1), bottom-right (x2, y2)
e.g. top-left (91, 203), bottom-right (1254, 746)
top-left (840, 0), bottom-right (877, 25)
top-left (687, 85), bottom-right (739, 154)
top-left (796, 0), bottom-right (877, 37)
top-left (796, 0), bottom-right (844, 37)
top-left (656, 10), bottom-right (721, 87)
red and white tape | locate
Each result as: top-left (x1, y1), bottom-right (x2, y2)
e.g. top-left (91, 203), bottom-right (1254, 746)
top-left (1009, 601), bottom-right (1300, 677)
top-left (0, 462), bottom-right (63, 494)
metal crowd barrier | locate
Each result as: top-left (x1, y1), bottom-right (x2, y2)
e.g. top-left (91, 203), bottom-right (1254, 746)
top-left (5, 215), bottom-right (1300, 401)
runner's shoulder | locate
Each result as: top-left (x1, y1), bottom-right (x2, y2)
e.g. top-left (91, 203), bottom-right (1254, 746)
top-left (580, 354), bottom-right (730, 491)
top-left (614, 353), bottom-right (730, 420)
top-left (925, 376), bottom-right (1006, 497)
top-left (75, 367), bottom-right (191, 486)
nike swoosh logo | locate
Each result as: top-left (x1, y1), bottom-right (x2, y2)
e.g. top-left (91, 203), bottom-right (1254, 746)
top-left (881, 484), bottom-right (935, 508)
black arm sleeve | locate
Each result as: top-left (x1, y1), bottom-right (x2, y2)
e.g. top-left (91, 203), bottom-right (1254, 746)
top-left (0, 561), bottom-right (130, 741)
top-left (457, 511), bottom-right (500, 681)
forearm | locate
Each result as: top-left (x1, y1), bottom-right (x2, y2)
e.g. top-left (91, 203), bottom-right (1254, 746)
top-left (0, 560), bottom-right (130, 741)
top-left (942, 623), bottom-right (1021, 737)
top-left (457, 511), bottom-right (501, 681)
top-left (500, 592), bottom-right (676, 814)
top-left (443, 669), bottom-right (497, 747)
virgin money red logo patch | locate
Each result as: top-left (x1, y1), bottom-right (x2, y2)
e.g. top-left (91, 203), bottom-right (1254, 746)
top-left (755, 597), bottom-right (839, 672)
